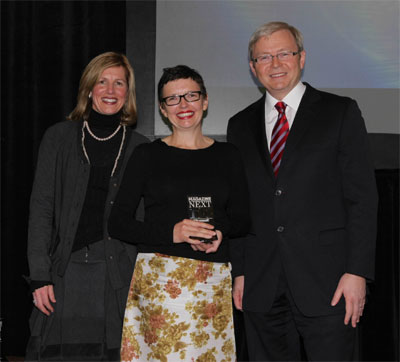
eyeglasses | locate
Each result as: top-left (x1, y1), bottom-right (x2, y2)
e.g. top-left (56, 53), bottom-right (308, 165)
top-left (252, 51), bottom-right (299, 64)
top-left (162, 91), bottom-right (203, 106)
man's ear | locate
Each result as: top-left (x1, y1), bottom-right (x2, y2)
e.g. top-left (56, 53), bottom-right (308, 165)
top-left (299, 50), bottom-right (306, 70)
top-left (249, 60), bottom-right (257, 78)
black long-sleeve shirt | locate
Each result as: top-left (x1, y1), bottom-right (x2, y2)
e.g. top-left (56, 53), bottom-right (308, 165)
top-left (109, 138), bottom-right (249, 263)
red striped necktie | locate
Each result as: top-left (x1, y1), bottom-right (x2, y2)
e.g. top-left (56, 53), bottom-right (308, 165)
top-left (270, 102), bottom-right (289, 176)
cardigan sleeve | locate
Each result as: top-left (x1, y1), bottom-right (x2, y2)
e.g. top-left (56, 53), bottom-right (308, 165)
top-left (27, 125), bottom-right (61, 282)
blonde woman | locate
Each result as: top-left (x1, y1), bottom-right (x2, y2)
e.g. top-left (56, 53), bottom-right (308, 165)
top-left (26, 52), bottom-right (148, 361)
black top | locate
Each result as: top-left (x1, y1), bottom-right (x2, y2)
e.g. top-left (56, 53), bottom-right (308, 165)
top-left (73, 110), bottom-right (123, 251)
top-left (109, 138), bottom-right (250, 263)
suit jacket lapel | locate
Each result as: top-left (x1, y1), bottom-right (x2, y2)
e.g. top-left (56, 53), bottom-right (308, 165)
top-left (248, 94), bottom-right (275, 179)
top-left (281, 83), bottom-right (321, 161)
top-left (247, 85), bottom-right (321, 180)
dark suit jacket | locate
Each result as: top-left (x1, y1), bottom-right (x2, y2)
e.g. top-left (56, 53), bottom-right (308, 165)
top-left (227, 83), bottom-right (378, 317)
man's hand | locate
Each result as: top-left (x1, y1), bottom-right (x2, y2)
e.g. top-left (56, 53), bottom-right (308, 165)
top-left (33, 285), bottom-right (56, 316)
top-left (331, 273), bottom-right (366, 327)
top-left (233, 275), bottom-right (244, 311)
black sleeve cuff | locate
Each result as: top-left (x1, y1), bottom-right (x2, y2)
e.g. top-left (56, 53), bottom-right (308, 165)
top-left (30, 280), bottom-right (53, 293)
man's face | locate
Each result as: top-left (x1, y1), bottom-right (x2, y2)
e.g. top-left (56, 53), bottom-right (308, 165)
top-left (250, 29), bottom-right (306, 100)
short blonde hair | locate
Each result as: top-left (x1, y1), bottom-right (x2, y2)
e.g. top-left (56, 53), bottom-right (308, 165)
top-left (248, 21), bottom-right (304, 61)
top-left (68, 52), bottom-right (137, 126)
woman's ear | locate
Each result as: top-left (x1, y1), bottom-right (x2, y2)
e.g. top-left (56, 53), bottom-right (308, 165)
top-left (202, 94), bottom-right (209, 112)
top-left (159, 103), bottom-right (168, 118)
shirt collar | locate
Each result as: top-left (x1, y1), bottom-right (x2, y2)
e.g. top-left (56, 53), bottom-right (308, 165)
top-left (265, 82), bottom-right (306, 123)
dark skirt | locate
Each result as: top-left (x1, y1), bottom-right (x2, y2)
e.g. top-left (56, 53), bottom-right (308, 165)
top-left (25, 240), bottom-right (126, 362)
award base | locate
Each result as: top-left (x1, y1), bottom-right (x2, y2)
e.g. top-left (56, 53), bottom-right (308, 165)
top-left (190, 234), bottom-right (218, 244)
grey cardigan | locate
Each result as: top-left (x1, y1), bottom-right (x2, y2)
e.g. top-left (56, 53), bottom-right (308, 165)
top-left (27, 119), bottom-right (149, 288)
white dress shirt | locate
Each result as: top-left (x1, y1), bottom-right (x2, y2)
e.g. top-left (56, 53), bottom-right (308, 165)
top-left (264, 82), bottom-right (306, 150)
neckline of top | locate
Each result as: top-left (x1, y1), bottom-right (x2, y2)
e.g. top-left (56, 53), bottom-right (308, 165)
top-left (157, 138), bottom-right (216, 151)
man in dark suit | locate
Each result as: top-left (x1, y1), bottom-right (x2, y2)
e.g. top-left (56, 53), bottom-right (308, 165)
top-left (227, 21), bottom-right (378, 361)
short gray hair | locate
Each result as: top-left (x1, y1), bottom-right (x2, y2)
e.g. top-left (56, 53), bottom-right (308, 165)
top-left (248, 21), bottom-right (304, 61)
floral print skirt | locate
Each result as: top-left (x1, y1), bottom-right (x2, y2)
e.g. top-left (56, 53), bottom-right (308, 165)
top-left (120, 253), bottom-right (236, 362)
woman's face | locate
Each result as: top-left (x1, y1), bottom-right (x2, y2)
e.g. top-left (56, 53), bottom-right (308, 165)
top-left (91, 66), bottom-right (128, 115)
top-left (160, 78), bottom-right (208, 132)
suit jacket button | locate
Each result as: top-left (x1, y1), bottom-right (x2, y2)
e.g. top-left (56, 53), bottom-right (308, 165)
top-left (275, 189), bottom-right (282, 196)
top-left (277, 226), bottom-right (284, 233)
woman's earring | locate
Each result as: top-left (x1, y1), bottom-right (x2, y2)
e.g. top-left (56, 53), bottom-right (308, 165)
top-left (88, 92), bottom-right (92, 98)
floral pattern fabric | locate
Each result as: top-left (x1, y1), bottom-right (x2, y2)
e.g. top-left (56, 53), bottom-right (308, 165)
top-left (121, 253), bottom-right (236, 362)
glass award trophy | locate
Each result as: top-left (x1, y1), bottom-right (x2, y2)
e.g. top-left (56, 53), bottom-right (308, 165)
top-left (187, 195), bottom-right (218, 243)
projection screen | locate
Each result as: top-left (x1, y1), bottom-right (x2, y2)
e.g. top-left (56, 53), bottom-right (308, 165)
top-left (154, 0), bottom-right (399, 136)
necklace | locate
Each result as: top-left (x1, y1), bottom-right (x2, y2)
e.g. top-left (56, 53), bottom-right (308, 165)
top-left (84, 120), bottom-right (121, 141)
top-left (81, 121), bottom-right (126, 177)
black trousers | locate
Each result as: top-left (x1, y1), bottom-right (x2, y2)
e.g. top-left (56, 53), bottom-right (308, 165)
top-left (243, 266), bottom-right (356, 361)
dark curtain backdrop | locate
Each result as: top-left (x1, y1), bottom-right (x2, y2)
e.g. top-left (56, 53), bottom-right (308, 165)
top-left (126, 1), bottom-right (156, 138)
top-left (1, 1), bottom-right (127, 356)
top-left (359, 169), bottom-right (399, 361)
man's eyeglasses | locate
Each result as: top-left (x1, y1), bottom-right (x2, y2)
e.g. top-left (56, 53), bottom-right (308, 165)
top-left (162, 91), bottom-right (203, 106)
top-left (252, 51), bottom-right (299, 64)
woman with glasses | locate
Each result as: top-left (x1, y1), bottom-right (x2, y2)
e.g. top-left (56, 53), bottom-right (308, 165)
top-left (108, 65), bottom-right (249, 361)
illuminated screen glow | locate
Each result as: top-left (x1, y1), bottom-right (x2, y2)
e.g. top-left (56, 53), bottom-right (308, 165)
top-left (155, 1), bottom-right (399, 135)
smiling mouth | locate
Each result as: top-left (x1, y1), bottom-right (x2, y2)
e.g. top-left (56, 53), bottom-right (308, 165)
top-left (102, 97), bottom-right (117, 104)
top-left (270, 72), bottom-right (286, 78)
top-left (177, 111), bottom-right (194, 118)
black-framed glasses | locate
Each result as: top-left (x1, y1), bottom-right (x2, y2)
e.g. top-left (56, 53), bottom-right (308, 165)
top-left (253, 51), bottom-right (299, 64)
top-left (162, 91), bottom-right (203, 106)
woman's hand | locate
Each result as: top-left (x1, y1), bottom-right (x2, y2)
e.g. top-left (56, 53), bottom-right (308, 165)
top-left (190, 230), bottom-right (223, 253)
top-left (194, 230), bottom-right (223, 254)
top-left (32, 285), bottom-right (56, 316)
top-left (173, 219), bottom-right (216, 245)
